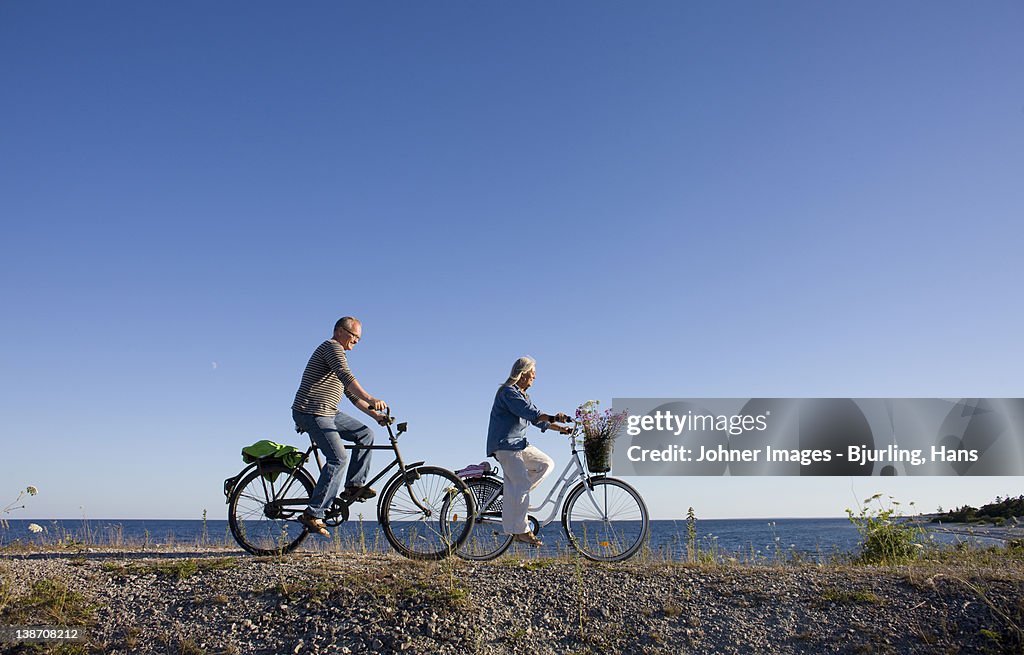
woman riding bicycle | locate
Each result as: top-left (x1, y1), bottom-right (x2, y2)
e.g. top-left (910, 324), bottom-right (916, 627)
top-left (486, 356), bottom-right (572, 547)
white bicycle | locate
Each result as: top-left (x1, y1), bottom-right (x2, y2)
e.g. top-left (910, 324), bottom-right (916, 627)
top-left (446, 427), bottom-right (649, 562)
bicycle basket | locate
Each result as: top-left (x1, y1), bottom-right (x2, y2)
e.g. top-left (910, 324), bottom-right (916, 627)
top-left (583, 434), bottom-right (614, 473)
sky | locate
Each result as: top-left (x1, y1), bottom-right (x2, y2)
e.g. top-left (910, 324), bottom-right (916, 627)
top-left (1, 1), bottom-right (1022, 522)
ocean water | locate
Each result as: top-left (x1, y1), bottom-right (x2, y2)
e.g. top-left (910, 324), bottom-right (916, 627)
top-left (0, 517), bottom-right (998, 562)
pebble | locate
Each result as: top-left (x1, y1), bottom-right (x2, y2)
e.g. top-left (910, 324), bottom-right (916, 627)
top-left (1, 550), bottom-right (1022, 654)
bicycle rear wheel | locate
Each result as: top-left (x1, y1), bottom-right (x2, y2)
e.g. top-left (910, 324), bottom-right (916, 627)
top-left (379, 466), bottom-right (475, 560)
top-left (228, 462), bottom-right (316, 556)
top-left (562, 477), bottom-right (649, 562)
top-left (453, 477), bottom-right (514, 561)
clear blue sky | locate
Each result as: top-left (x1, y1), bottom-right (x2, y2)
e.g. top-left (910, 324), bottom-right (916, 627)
top-left (2, 1), bottom-right (1022, 520)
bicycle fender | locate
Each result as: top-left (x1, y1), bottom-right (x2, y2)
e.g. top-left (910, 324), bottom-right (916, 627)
top-left (223, 462), bottom-right (261, 502)
top-left (389, 462), bottom-right (426, 485)
top-left (376, 462), bottom-right (428, 520)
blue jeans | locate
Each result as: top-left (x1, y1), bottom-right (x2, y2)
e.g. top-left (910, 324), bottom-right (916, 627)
top-left (293, 410), bottom-right (374, 519)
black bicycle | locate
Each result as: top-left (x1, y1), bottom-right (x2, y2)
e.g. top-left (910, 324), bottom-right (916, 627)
top-left (223, 411), bottom-right (475, 560)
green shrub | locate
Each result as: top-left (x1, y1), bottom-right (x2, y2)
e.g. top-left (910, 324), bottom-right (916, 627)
top-left (846, 494), bottom-right (923, 565)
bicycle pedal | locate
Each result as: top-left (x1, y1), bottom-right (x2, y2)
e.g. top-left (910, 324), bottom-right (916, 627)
top-left (339, 486), bottom-right (377, 503)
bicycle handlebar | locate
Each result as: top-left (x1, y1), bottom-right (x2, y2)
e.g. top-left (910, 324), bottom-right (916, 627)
top-left (374, 404), bottom-right (395, 424)
top-left (375, 406), bottom-right (406, 436)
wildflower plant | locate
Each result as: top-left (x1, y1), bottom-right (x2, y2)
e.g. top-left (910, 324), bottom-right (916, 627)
top-left (846, 493), bottom-right (924, 565)
top-left (1, 486), bottom-right (39, 529)
top-left (574, 400), bottom-right (628, 473)
top-left (686, 507), bottom-right (698, 563)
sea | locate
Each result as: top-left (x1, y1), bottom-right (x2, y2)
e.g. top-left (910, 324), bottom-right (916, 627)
top-left (0, 517), bottom-right (1003, 562)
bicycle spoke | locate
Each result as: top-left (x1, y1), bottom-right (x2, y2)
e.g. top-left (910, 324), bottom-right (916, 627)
top-left (454, 477), bottom-right (513, 561)
top-left (381, 467), bottom-right (474, 560)
top-left (228, 464), bottom-right (314, 556)
top-left (563, 478), bottom-right (649, 562)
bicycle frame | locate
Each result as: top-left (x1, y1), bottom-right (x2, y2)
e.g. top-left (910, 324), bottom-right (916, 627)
top-left (476, 435), bottom-right (602, 529)
top-left (527, 450), bottom-right (587, 528)
top-left (240, 418), bottom-right (434, 519)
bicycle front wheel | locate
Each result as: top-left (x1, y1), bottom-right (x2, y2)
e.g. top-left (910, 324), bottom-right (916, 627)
top-left (454, 477), bottom-right (513, 561)
top-left (228, 462), bottom-right (316, 556)
top-left (562, 477), bottom-right (649, 562)
top-left (379, 466), bottom-right (475, 560)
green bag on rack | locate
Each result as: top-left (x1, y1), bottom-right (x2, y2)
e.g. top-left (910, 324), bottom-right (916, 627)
top-left (241, 440), bottom-right (304, 482)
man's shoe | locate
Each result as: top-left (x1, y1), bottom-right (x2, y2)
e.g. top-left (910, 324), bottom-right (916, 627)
top-left (298, 512), bottom-right (330, 538)
top-left (339, 486), bottom-right (377, 503)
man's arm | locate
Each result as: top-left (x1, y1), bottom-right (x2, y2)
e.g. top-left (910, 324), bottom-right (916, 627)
top-left (321, 343), bottom-right (388, 425)
top-left (345, 378), bottom-right (387, 411)
top-left (346, 388), bottom-right (390, 426)
top-left (324, 343), bottom-right (388, 414)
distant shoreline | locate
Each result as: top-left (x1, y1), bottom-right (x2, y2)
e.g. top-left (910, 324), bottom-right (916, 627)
top-left (912, 518), bottom-right (1024, 542)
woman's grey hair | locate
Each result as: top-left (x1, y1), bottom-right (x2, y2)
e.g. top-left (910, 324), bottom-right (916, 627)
top-left (502, 356), bottom-right (536, 387)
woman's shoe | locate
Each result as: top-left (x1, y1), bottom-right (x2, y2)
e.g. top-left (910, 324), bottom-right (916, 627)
top-left (298, 512), bottom-right (330, 537)
top-left (513, 531), bottom-right (543, 547)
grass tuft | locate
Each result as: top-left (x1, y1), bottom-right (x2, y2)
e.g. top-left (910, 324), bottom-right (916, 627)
top-left (819, 586), bottom-right (883, 605)
top-left (0, 572), bottom-right (99, 654)
top-left (102, 557), bottom-right (237, 580)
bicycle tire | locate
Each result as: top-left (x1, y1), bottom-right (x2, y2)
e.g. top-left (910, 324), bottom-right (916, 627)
top-left (561, 477), bottom-right (649, 562)
top-left (453, 477), bottom-right (514, 561)
top-left (228, 462), bottom-right (316, 556)
top-left (378, 465), bottom-right (475, 560)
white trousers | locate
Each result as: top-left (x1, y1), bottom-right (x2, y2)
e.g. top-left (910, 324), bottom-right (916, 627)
top-left (494, 445), bottom-right (555, 534)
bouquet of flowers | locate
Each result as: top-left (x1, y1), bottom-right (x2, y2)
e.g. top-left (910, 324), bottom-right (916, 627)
top-left (575, 400), bottom-right (627, 473)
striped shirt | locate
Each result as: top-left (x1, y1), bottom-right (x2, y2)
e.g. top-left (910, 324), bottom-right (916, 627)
top-left (292, 340), bottom-right (359, 416)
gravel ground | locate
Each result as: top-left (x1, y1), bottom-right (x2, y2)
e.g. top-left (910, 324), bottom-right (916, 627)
top-left (2, 548), bottom-right (1023, 654)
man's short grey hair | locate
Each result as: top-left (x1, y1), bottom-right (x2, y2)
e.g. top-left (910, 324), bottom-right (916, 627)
top-left (502, 356), bottom-right (536, 387)
top-left (334, 316), bottom-right (360, 333)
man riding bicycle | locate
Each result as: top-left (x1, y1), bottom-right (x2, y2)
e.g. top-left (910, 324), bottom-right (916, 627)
top-left (292, 316), bottom-right (389, 537)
